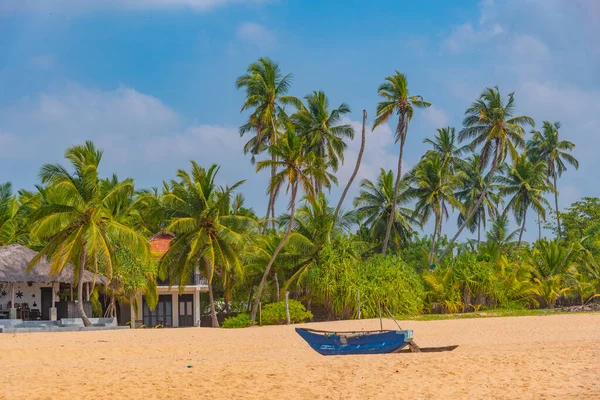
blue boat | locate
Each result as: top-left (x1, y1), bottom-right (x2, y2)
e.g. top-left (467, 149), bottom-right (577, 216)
top-left (295, 328), bottom-right (414, 355)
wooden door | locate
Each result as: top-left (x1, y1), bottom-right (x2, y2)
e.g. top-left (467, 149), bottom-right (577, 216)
top-left (178, 294), bottom-right (194, 327)
top-left (40, 287), bottom-right (53, 320)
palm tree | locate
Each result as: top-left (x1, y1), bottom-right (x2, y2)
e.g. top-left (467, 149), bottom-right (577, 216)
top-left (455, 155), bottom-right (502, 246)
top-left (29, 141), bottom-right (149, 326)
top-left (250, 131), bottom-right (335, 324)
top-left (485, 214), bottom-right (520, 254)
top-left (406, 154), bottom-right (463, 263)
top-left (236, 58), bottom-right (300, 226)
top-left (353, 169), bottom-right (416, 252)
top-left (528, 121), bottom-right (579, 237)
top-left (0, 182), bottom-right (27, 246)
top-left (335, 110), bottom-right (367, 221)
top-left (373, 72), bottom-right (431, 254)
top-left (438, 87), bottom-right (534, 262)
top-left (498, 153), bottom-right (554, 246)
top-left (159, 163), bottom-right (251, 328)
top-left (293, 90), bottom-right (354, 194)
top-left (423, 127), bottom-right (467, 172)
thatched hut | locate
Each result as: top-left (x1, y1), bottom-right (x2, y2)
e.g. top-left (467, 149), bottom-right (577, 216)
top-left (0, 244), bottom-right (105, 321)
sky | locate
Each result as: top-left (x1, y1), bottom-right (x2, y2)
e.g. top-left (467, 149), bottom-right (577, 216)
top-left (1, 0), bottom-right (599, 242)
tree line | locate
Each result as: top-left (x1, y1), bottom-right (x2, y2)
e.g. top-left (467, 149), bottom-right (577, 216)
top-left (1, 57), bottom-right (596, 328)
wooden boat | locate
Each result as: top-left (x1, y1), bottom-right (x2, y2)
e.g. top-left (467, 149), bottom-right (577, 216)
top-left (295, 328), bottom-right (414, 355)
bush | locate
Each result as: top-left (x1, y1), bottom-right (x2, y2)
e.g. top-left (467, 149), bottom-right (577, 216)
top-left (261, 300), bottom-right (313, 325)
top-left (222, 313), bottom-right (251, 328)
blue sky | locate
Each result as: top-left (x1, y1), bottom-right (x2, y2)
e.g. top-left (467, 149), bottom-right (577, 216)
top-left (1, 0), bottom-right (599, 242)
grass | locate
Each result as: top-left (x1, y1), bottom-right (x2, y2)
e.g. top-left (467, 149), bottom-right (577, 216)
top-left (399, 308), bottom-right (593, 321)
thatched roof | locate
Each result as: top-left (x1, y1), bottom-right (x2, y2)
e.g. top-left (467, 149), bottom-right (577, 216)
top-left (0, 244), bottom-right (106, 284)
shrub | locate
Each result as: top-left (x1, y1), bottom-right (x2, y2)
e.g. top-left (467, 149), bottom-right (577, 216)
top-left (222, 313), bottom-right (251, 328)
top-left (261, 300), bottom-right (313, 325)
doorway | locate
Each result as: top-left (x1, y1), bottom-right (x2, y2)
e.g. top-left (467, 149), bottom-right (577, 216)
top-left (40, 287), bottom-right (53, 320)
top-left (178, 294), bottom-right (194, 327)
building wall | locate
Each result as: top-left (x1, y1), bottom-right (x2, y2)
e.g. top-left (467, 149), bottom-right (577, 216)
top-left (0, 282), bottom-right (55, 310)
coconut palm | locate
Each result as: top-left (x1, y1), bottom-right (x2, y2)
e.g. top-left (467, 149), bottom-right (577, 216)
top-left (455, 155), bottom-right (502, 246)
top-left (498, 153), bottom-right (554, 246)
top-left (250, 130), bottom-right (335, 324)
top-left (236, 58), bottom-right (300, 226)
top-left (159, 163), bottom-right (251, 327)
top-left (0, 182), bottom-right (28, 246)
top-left (406, 154), bottom-right (464, 263)
top-left (353, 169), bottom-right (416, 252)
top-left (438, 87), bottom-right (534, 261)
top-left (28, 141), bottom-right (149, 326)
top-left (293, 90), bottom-right (354, 193)
top-left (423, 127), bottom-right (468, 172)
top-left (485, 214), bottom-right (520, 254)
top-left (373, 72), bottom-right (431, 254)
top-left (528, 121), bottom-right (579, 237)
top-left (335, 110), bottom-right (367, 221)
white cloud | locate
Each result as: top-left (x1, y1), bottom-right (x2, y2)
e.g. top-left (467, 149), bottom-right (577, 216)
top-left (421, 106), bottom-right (449, 129)
top-left (236, 22), bottom-right (277, 50)
top-left (1, 0), bottom-right (269, 14)
top-left (442, 0), bottom-right (504, 54)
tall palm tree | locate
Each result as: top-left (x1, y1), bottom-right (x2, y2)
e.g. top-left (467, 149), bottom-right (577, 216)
top-left (353, 169), bottom-right (416, 252)
top-left (455, 155), bottom-right (502, 246)
top-left (406, 155), bottom-right (463, 263)
top-left (438, 87), bottom-right (534, 262)
top-left (485, 214), bottom-right (520, 254)
top-left (497, 153), bottom-right (554, 246)
top-left (335, 110), bottom-right (367, 221)
top-left (160, 163), bottom-right (251, 328)
top-left (236, 58), bottom-right (300, 226)
top-left (29, 141), bottom-right (149, 326)
top-left (0, 182), bottom-right (27, 246)
top-left (528, 121), bottom-right (579, 237)
top-left (293, 90), bottom-right (354, 194)
top-left (373, 72), bottom-right (431, 254)
top-left (250, 131), bottom-right (335, 324)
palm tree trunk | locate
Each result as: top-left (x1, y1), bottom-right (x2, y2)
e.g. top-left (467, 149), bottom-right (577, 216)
top-left (553, 173), bottom-right (561, 237)
top-left (250, 181), bottom-right (298, 324)
top-left (477, 214), bottom-right (481, 247)
top-left (517, 200), bottom-right (528, 247)
top-left (247, 285), bottom-right (254, 313)
top-left (269, 118), bottom-right (279, 230)
top-left (78, 247), bottom-right (92, 327)
top-left (538, 212), bottom-right (542, 241)
top-left (205, 260), bottom-right (219, 328)
top-left (335, 110), bottom-right (367, 221)
top-left (273, 271), bottom-right (280, 302)
top-left (439, 143), bottom-right (499, 262)
top-left (382, 122), bottom-right (406, 254)
top-left (429, 213), bottom-right (439, 264)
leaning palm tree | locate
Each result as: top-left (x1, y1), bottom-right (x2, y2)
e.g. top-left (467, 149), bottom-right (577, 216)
top-left (353, 169), bottom-right (416, 252)
top-left (455, 155), bottom-right (502, 246)
top-left (405, 154), bottom-right (464, 263)
top-left (373, 72), bottom-right (431, 254)
top-left (160, 163), bottom-right (251, 328)
top-left (293, 90), bottom-right (354, 194)
top-left (528, 121), bottom-right (579, 237)
top-left (250, 130), bottom-right (335, 324)
top-left (236, 58), bottom-right (300, 225)
top-left (335, 110), bottom-right (368, 220)
top-left (438, 87), bottom-right (534, 262)
top-left (28, 141), bottom-right (149, 326)
top-left (497, 153), bottom-right (554, 247)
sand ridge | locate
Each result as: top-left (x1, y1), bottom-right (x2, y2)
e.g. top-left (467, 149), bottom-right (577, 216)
top-left (1, 313), bottom-right (599, 399)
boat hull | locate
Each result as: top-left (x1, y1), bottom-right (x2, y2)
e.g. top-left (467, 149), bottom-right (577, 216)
top-left (295, 328), bottom-right (413, 355)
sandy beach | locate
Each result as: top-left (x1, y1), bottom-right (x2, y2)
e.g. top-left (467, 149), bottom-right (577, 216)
top-left (1, 313), bottom-right (599, 400)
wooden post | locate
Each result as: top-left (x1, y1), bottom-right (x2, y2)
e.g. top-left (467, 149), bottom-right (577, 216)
top-left (259, 302), bottom-right (262, 326)
top-left (70, 284), bottom-right (73, 301)
top-left (357, 289), bottom-right (361, 320)
top-left (50, 282), bottom-right (57, 321)
top-left (9, 283), bottom-right (16, 319)
top-left (285, 291), bottom-right (290, 325)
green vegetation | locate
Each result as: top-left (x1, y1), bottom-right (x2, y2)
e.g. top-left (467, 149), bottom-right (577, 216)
top-left (2, 59), bottom-right (597, 328)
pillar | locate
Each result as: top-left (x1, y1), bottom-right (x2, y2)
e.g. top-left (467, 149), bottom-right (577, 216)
top-left (129, 294), bottom-right (136, 328)
top-left (9, 283), bottom-right (16, 319)
top-left (49, 282), bottom-right (57, 321)
top-left (172, 293), bottom-right (179, 328)
top-left (136, 294), bottom-right (143, 326)
top-left (193, 290), bottom-right (200, 327)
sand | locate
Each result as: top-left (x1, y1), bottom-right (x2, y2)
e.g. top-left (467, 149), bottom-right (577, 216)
top-left (1, 313), bottom-right (599, 400)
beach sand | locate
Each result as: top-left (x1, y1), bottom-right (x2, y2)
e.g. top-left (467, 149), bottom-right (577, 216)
top-left (1, 313), bottom-right (599, 399)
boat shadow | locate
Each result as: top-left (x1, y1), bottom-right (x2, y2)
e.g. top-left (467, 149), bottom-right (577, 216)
top-left (398, 345), bottom-right (459, 353)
